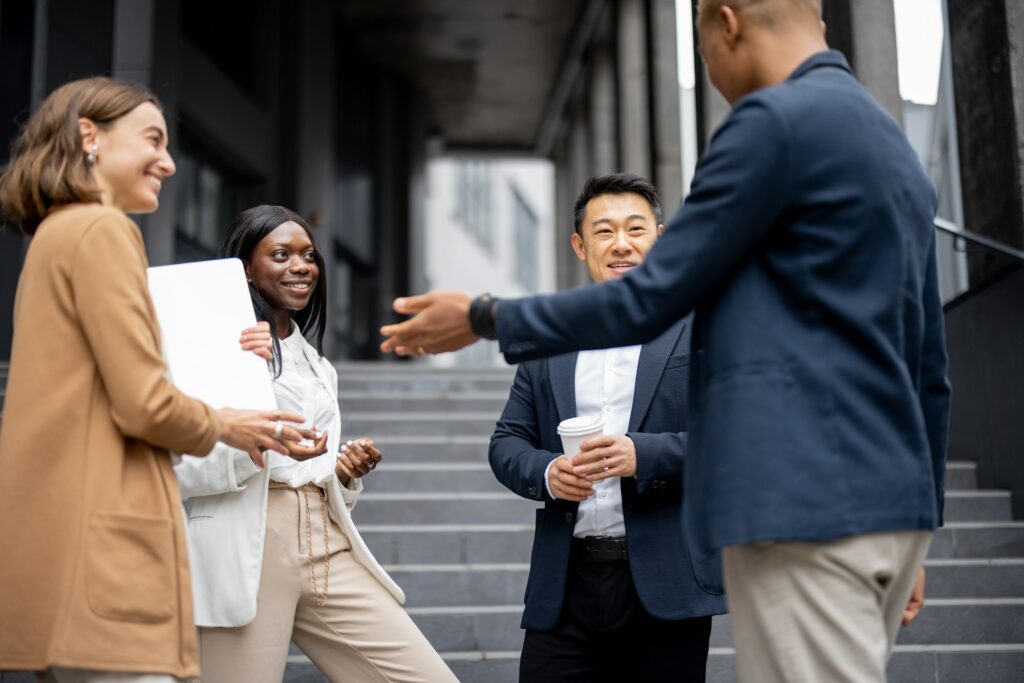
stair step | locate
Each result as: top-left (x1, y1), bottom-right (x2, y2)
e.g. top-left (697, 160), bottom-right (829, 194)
top-left (361, 522), bottom-right (1024, 565)
top-left (383, 558), bottom-right (1024, 609)
top-left (945, 461), bottom-right (978, 490)
top-left (931, 522), bottom-right (1024, 558)
top-left (367, 435), bottom-right (492, 462)
top-left (368, 463), bottom-right (508, 493)
top-left (924, 558), bottom-right (1024, 597)
top-left (352, 493), bottom-right (535, 525)
top-left (362, 524), bottom-right (534, 564)
top-left (385, 563), bottom-right (529, 607)
top-left (343, 413), bottom-right (500, 437)
top-left (338, 392), bottom-right (509, 413)
top-left (353, 489), bottom-right (1005, 526)
top-left (943, 490), bottom-right (1013, 522)
top-left (402, 601), bottom-right (1024, 653)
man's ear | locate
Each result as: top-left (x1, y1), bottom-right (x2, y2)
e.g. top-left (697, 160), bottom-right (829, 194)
top-left (657, 224), bottom-right (666, 236)
top-left (720, 5), bottom-right (742, 47)
top-left (570, 232), bottom-right (587, 262)
top-left (78, 118), bottom-right (99, 155)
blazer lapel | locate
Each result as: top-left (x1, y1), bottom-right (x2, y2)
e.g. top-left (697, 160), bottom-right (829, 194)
top-left (628, 318), bottom-right (687, 431)
top-left (548, 353), bottom-right (578, 422)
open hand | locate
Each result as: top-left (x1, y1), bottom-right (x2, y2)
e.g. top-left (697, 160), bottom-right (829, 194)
top-left (546, 455), bottom-right (594, 502)
top-left (239, 321), bottom-right (273, 362)
top-left (572, 435), bottom-right (637, 481)
top-left (283, 427), bottom-right (329, 462)
top-left (216, 408), bottom-right (305, 466)
top-left (336, 437), bottom-right (383, 486)
top-left (379, 291), bottom-right (478, 356)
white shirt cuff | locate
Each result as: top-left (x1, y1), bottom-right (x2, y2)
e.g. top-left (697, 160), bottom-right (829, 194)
top-left (544, 455), bottom-right (560, 500)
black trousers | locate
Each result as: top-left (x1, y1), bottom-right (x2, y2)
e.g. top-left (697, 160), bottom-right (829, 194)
top-left (519, 553), bottom-right (713, 683)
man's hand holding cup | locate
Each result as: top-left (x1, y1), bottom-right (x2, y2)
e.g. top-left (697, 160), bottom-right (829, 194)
top-left (572, 435), bottom-right (637, 481)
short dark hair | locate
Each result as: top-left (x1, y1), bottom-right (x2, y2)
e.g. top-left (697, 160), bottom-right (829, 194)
top-left (220, 205), bottom-right (328, 376)
top-left (573, 174), bottom-right (662, 234)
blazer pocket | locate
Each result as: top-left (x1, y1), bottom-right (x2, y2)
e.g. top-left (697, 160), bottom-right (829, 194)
top-left (664, 353), bottom-right (691, 370)
top-left (87, 512), bottom-right (175, 623)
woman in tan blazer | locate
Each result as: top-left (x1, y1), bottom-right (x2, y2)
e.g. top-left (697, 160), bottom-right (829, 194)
top-left (0, 78), bottom-right (305, 683)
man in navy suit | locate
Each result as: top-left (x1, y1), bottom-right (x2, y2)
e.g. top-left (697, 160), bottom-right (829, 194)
top-left (382, 1), bottom-right (948, 680)
top-left (490, 175), bottom-right (725, 682)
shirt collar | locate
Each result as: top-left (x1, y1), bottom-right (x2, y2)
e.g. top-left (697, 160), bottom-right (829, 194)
top-left (281, 323), bottom-right (305, 352)
top-left (786, 49), bottom-right (852, 82)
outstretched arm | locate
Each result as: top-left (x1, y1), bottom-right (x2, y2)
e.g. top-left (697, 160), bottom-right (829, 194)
top-left (381, 96), bottom-right (791, 363)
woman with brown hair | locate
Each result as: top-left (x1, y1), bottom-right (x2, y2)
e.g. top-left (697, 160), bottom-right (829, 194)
top-left (0, 77), bottom-right (304, 683)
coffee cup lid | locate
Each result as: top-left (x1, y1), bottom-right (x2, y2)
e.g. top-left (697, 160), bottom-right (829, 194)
top-left (557, 415), bottom-right (604, 436)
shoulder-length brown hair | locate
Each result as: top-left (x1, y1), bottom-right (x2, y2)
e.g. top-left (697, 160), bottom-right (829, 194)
top-left (0, 77), bottom-right (162, 235)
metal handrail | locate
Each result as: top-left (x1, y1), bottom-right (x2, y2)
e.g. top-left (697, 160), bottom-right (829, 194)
top-left (934, 218), bottom-right (1024, 265)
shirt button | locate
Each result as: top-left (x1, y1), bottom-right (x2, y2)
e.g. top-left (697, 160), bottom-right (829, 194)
top-left (599, 490), bottom-right (608, 498)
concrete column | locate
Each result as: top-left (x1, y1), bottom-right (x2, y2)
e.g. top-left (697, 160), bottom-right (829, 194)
top-left (822, 0), bottom-right (902, 123)
top-left (616, 0), bottom-right (652, 178)
top-left (649, 0), bottom-right (683, 211)
top-left (948, 0), bottom-right (1024, 263)
top-left (127, 0), bottom-right (178, 266)
top-left (588, 41), bottom-right (618, 176)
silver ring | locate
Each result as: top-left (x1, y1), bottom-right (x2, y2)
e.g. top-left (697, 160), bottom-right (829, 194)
top-left (273, 421), bottom-right (284, 442)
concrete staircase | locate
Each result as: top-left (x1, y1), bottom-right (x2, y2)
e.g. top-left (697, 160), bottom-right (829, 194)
top-left (273, 362), bottom-right (1024, 682)
top-left (1, 361), bottom-right (1023, 682)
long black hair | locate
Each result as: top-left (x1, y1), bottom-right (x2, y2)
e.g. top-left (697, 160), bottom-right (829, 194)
top-left (220, 205), bottom-right (328, 376)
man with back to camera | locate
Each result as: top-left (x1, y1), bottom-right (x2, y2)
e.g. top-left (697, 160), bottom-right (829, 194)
top-left (490, 174), bottom-right (725, 683)
top-left (381, 1), bottom-right (947, 681)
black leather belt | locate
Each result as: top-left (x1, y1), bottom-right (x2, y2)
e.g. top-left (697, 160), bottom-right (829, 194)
top-left (571, 536), bottom-right (629, 562)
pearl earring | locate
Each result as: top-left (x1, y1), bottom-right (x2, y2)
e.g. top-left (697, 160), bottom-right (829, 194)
top-left (85, 144), bottom-right (98, 165)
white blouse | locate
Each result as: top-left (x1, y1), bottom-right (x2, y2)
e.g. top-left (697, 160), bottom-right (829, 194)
top-left (266, 325), bottom-right (340, 487)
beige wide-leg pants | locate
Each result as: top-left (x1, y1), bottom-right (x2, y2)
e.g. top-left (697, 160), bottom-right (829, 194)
top-left (723, 529), bottom-right (932, 683)
top-left (199, 486), bottom-right (457, 683)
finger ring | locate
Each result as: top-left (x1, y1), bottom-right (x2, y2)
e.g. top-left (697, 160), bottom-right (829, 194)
top-left (273, 421), bottom-right (284, 441)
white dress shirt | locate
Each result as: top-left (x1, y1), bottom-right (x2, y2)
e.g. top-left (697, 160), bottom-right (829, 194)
top-left (266, 325), bottom-right (338, 487)
top-left (546, 345), bottom-right (642, 538)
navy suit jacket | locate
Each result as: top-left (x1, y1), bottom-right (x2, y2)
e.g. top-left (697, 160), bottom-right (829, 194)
top-left (493, 51), bottom-right (951, 552)
top-left (490, 318), bottom-right (726, 632)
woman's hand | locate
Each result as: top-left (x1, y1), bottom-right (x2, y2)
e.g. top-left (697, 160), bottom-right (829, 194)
top-left (216, 408), bottom-right (305, 467)
top-left (282, 427), bottom-right (329, 462)
top-left (335, 437), bottom-right (382, 487)
top-left (239, 321), bottom-right (273, 362)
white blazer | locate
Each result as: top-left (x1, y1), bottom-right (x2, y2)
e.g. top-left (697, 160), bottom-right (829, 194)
top-left (174, 337), bottom-right (405, 627)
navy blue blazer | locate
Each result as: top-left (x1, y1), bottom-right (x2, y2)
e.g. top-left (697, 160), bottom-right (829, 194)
top-left (493, 51), bottom-right (951, 552)
top-left (489, 318), bottom-right (726, 632)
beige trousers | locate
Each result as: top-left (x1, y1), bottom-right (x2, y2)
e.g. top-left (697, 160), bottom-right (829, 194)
top-left (36, 669), bottom-right (183, 683)
top-left (199, 487), bottom-right (456, 683)
top-left (723, 530), bottom-right (932, 683)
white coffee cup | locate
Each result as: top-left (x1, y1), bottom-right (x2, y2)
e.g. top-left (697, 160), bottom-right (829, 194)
top-left (557, 415), bottom-right (605, 459)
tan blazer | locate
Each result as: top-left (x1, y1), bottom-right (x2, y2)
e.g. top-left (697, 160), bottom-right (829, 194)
top-left (0, 204), bottom-right (220, 678)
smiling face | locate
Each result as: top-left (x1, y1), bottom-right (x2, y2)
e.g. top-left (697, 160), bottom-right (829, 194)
top-left (86, 102), bottom-right (175, 214)
top-left (245, 221), bottom-right (320, 316)
top-left (571, 192), bottom-right (663, 283)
